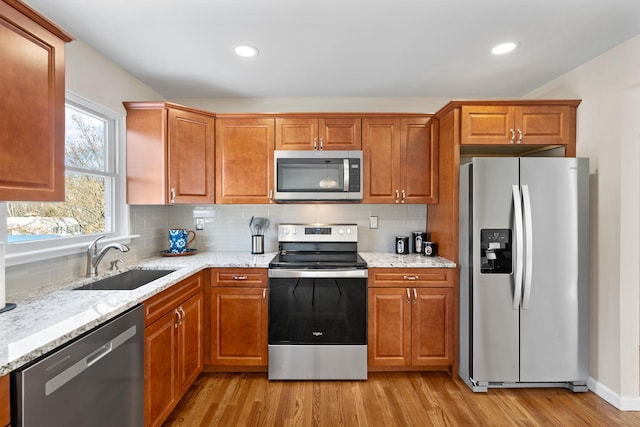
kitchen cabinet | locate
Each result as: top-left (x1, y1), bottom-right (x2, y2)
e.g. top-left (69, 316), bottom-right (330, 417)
top-left (0, 0), bottom-right (73, 201)
top-left (275, 117), bottom-right (361, 150)
top-left (124, 102), bottom-right (215, 204)
top-left (362, 116), bottom-right (438, 204)
top-left (216, 117), bottom-right (275, 203)
top-left (144, 272), bottom-right (204, 427)
top-left (368, 268), bottom-right (455, 369)
top-left (209, 268), bottom-right (268, 367)
top-left (461, 104), bottom-right (572, 147)
top-left (0, 374), bottom-right (7, 427)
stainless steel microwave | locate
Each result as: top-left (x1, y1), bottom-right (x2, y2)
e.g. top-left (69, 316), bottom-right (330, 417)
top-left (273, 150), bottom-right (363, 202)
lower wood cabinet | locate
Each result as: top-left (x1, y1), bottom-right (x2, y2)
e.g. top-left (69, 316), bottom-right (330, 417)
top-left (144, 272), bottom-right (204, 427)
top-left (0, 374), bottom-right (8, 427)
top-left (368, 268), bottom-right (455, 369)
top-left (209, 268), bottom-right (268, 367)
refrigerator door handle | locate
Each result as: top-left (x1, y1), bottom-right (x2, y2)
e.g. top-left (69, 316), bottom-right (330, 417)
top-left (512, 185), bottom-right (524, 310)
top-left (521, 184), bottom-right (534, 309)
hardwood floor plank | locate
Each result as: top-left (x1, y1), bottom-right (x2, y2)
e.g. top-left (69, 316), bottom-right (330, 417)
top-left (163, 372), bottom-right (640, 427)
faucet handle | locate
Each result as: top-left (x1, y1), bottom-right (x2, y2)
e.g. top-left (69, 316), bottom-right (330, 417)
top-left (110, 259), bottom-right (123, 271)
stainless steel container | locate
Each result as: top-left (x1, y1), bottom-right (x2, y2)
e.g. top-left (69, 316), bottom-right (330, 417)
top-left (251, 235), bottom-right (264, 254)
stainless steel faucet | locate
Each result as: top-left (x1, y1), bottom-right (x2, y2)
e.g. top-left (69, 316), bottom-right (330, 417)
top-left (86, 235), bottom-right (130, 277)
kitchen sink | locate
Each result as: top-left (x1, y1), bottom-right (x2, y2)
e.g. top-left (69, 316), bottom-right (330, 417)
top-left (74, 269), bottom-right (176, 291)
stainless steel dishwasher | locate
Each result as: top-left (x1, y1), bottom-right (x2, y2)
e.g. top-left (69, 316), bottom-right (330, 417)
top-left (12, 304), bottom-right (144, 427)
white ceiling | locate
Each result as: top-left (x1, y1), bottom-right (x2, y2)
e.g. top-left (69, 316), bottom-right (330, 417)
top-left (24, 0), bottom-right (640, 99)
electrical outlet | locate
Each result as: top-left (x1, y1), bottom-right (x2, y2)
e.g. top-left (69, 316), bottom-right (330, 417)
top-left (195, 217), bottom-right (204, 230)
top-left (369, 216), bottom-right (378, 229)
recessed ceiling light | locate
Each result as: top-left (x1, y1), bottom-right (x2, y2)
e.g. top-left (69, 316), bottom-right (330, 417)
top-left (234, 45), bottom-right (259, 58)
top-left (491, 42), bottom-right (518, 55)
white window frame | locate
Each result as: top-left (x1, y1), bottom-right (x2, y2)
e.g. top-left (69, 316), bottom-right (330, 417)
top-left (1, 91), bottom-right (133, 267)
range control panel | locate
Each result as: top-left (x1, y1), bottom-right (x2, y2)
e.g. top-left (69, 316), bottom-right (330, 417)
top-left (278, 224), bottom-right (358, 243)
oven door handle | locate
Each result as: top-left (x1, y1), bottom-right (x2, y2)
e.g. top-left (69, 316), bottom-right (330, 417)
top-left (268, 269), bottom-right (368, 279)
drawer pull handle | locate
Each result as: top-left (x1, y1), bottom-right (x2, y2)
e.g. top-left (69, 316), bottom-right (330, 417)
top-left (233, 276), bottom-right (248, 280)
top-left (403, 275), bottom-right (419, 280)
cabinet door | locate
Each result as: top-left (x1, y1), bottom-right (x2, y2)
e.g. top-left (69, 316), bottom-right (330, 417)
top-left (368, 288), bottom-right (411, 367)
top-left (177, 292), bottom-right (203, 394)
top-left (515, 105), bottom-right (571, 145)
top-left (319, 118), bottom-right (361, 150)
top-left (0, 2), bottom-right (71, 201)
top-left (216, 118), bottom-right (275, 203)
top-left (401, 117), bottom-right (438, 203)
top-left (460, 105), bottom-right (514, 145)
top-left (362, 118), bottom-right (402, 203)
top-left (411, 288), bottom-right (455, 366)
top-left (275, 118), bottom-right (317, 150)
top-left (145, 310), bottom-right (178, 427)
top-left (168, 108), bottom-right (215, 203)
top-left (210, 287), bottom-right (268, 366)
top-left (0, 374), bottom-right (8, 427)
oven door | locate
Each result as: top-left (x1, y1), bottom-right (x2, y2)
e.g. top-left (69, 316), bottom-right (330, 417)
top-left (268, 269), bottom-right (367, 345)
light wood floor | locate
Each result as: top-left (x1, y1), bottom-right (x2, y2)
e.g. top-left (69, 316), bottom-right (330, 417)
top-left (164, 372), bottom-right (640, 426)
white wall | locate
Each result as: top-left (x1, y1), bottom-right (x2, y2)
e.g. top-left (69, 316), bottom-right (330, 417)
top-left (526, 34), bottom-right (640, 409)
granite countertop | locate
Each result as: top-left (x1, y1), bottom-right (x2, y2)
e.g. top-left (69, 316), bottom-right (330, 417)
top-left (360, 252), bottom-right (456, 268)
top-left (0, 251), bottom-right (456, 375)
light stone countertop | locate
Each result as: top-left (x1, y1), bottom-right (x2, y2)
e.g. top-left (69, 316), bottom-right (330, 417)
top-left (0, 250), bottom-right (455, 375)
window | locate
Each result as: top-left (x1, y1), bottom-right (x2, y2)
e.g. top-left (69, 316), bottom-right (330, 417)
top-left (1, 93), bottom-right (129, 265)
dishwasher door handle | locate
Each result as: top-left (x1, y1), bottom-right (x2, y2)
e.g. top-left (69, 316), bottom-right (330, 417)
top-left (45, 324), bottom-right (137, 396)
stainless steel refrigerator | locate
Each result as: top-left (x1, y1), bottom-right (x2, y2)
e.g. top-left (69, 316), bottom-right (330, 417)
top-left (459, 157), bottom-right (589, 392)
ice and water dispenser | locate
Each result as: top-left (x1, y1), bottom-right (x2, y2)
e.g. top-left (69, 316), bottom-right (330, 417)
top-left (480, 229), bottom-right (512, 274)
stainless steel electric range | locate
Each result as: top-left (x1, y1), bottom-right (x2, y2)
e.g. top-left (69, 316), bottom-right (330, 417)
top-left (268, 224), bottom-right (368, 380)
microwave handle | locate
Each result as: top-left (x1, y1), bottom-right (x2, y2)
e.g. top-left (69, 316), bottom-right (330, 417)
top-left (343, 159), bottom-right (350, 192)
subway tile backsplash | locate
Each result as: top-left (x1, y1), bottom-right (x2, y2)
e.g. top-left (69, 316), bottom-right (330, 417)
top-left (167, 203), bottom-right (427, 254)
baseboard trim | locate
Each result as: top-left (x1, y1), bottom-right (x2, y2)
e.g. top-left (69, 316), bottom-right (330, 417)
top-left (589, 377), bottom-right (640, 411)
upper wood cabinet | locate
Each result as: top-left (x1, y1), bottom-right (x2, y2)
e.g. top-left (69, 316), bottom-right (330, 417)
top-left (0, 0), bottom-right (73, 201)
top-left (275, 117), bottom-right (361, 150)
top-left (124, 102), bottom-right (215, 204)
top-left (216, 117), bottom-right (275, 204)
top-left (362, 116), bottom-right (438, 204)
top-left (461, 104), bottom-right (572, 146)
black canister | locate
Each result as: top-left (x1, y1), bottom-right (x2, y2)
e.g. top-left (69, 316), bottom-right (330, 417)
top-left (423, 241), bottom-right (438, 257)
top-left (395, 236), bottom-right (409, 254)
top-left (412, 231), bottom-right (426, 253)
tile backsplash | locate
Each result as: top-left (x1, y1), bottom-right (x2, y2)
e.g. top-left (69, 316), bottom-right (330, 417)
top-left (167, 203), bottom-right (427, 254)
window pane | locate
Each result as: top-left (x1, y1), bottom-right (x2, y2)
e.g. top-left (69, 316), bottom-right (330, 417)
top-left (65, 105), bottom-right (106, 171)
top-left (7, 173), bottom-right (107, 243)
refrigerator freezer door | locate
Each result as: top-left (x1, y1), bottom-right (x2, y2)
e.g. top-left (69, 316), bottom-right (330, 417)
top-left (470, 158), bottom-right (520, 382)
top-left (519, 157), bottom-right (589, 382)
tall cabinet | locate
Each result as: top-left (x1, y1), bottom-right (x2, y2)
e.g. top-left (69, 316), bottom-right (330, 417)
top-left (0, 0), bottom-right (73, 201)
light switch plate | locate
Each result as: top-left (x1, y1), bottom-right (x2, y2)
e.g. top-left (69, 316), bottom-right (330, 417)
top-left (195, 217), bottom-right (204, 230)
top-left (369, 216), bottom-right (378, 229)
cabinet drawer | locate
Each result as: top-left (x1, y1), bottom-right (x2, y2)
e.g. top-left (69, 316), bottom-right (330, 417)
top-left (212, 268), bottom-right (267, 287)
top-left (369, 268), bottom-right (454, 287)
top-left (144, 272), bottom-right (203, 326)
